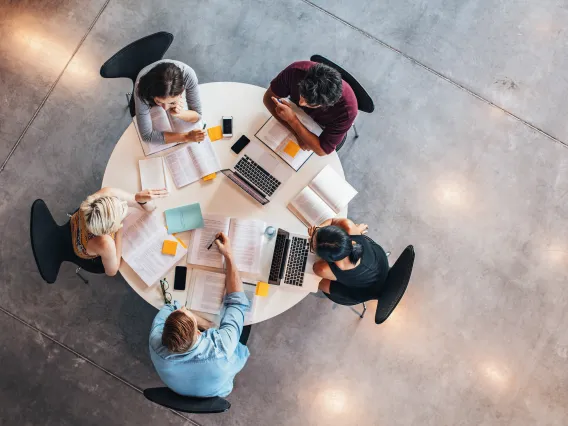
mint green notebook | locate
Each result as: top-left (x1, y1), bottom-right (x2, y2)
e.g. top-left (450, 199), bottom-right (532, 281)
top-left (164, 203), bottom-right (204, 234)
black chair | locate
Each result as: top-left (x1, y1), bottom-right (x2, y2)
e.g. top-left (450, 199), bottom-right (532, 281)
top-left (143, 387), bottom-right (231, 414)
top-left (30, 199), bottom-right (105, 284)
top-left (310, 54), bottom-right (375, 151)
top-left (324, 245), bottom-right (415, 323)
top-left (100, 32), bottom-right (174, 117)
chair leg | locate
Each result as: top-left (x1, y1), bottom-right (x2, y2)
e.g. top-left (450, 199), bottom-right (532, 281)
top-left (360, 301), bottom-right (367, 319)
top-left (352, 123), bottom-right (359, 139)
top-left (75, 267), bottom-right (89, 284)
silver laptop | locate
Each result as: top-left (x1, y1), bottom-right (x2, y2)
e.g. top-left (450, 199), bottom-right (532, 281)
top-left (267, 228), bottom-right (319, 292)
top-left (221, 143), bottom-right (293, 205)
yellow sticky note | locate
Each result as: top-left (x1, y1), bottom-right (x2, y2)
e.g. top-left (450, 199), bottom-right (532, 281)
top-left (207, 126), bottom-right (223, 142)
top-left (162, 240), bottom-right (178, 256)
top-left (255, 282), bottom-right (270, 297)
top-left (283, 140), bottom-right (300, 158)
top-left (202, 172), bottom-right (217, 181)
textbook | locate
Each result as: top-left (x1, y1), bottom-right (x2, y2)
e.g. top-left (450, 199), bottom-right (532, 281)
top-left (186, 214), bottom-right (266, 274)
top-left (163, 138), bottom-right (221, 188)
top-left (287, 165), bottom-right (358, 227)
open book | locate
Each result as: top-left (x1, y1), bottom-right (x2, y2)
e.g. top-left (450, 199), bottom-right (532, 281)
top-left (288, 165), bottom-right (358, 227)
top-left (187, 214), bottom-right (266, 274)
top-left (121, 209), bottom-right (187, 286)
top-left (255, 101), bottom-right (323, 171)
top-left (164, 138), bottom-right (221, 188)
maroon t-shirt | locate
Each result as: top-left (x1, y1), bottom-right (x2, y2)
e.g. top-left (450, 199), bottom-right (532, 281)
top-left (270, 61), bottom-right (358, 154)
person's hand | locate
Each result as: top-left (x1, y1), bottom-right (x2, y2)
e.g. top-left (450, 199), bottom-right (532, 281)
top-left (135, 189), bottom-right (168, 212)
top-left (355, 223), bottom-right (369, 234)
top-left (272, 97), bottom-right (297, 123)
top-left (169, 96), bottom-right (185, 116)
top-left (214, 232), bottom-right (233, 258)
top-left (185, 129), bottom-right (206, 143)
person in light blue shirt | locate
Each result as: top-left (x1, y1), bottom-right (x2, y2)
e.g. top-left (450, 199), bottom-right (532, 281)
top-left (149, 232), bottom-right (250, 397)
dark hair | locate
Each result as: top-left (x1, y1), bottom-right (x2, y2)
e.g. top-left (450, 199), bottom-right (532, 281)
top-left (298, 63), bottom-right (343, 107)
top-left (314, 225), bottom-right (363, 264)
top-left (162, 310), bottom-right (197, 353)
top-left (137, 62), bottom-right (185, 106)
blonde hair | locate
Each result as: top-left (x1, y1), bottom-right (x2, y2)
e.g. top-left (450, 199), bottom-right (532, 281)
top-left (80, 195), bottom-right (128, 236)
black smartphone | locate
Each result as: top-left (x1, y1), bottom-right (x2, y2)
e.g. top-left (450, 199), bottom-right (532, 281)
top-left (231, 135), bottom-right (250, 154)
top-left (222, 116), bottom-right (233, 137)
top-left (174, 266), bottom-right (187, 291)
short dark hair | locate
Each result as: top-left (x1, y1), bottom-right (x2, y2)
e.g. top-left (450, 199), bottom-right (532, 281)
top-left (162, 310), bottom-right (197, 353)
top-left (298, 63), bottom-right (343, 107)
top-left (314, 225), bottom-right (363, 264)
top-left (137, 62), bottom-right (185, 106)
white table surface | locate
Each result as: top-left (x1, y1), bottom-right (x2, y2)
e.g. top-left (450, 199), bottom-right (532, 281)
top-left (102, 82), bottom-right (347, 324)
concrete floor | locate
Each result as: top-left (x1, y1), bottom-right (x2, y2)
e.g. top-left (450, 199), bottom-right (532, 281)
top-left (1, 0), bottom-right (567, 425)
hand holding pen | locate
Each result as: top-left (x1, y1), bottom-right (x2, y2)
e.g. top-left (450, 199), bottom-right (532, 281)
top-left (207, 232), bottom-right (233, 258)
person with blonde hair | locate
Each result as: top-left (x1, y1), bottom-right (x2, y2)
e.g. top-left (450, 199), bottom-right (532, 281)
top-left (70, 187), bottom-right (168, 276)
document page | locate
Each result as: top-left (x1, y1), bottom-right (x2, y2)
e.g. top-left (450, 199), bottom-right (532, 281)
top-left (149, 106), bottom-right (174, 133)
top-left (309, 165), bottom-right (358, 213)
top-left (139, 157), bottom-right (168, 191)
top-left (288, 187), bottom-right (336, 227)
top-left (228, 218), bottom-right (266, 274)
top-left (255, 118), bottom-right (290, 151)
top-left (187, 215), bottom-right (231, 269)
top-left (121, 210), bottom-right (187, 286)
top-left (164, 146), bottom-right (201, 188)
top-left (188, 270), bottom-right (226, 315)
top-left (186, 138), bottom-right (221, 177)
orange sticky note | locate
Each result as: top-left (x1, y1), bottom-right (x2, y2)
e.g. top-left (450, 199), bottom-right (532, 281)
top-left (162, 240), bottom-right (178, 256)
top-left (202, 172), bottom-right (217, 181)
top-left (255, 281), bottom-right (269, 297)
top-left (207, 126), bottom-right (223, 142)
top-left (283, 140), bottom-right (300, 157)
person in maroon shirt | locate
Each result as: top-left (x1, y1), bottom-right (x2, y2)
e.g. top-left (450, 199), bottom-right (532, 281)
top-left (263, 61), bottom-right (358, 156)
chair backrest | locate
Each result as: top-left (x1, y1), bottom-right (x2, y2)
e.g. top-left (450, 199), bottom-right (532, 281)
top-left (310, 54), bottom-right (374, 113)
top-left (99, 32), bottom-right (174, 84)
top-left (375, 245), bottom-right (415, 324)
top-left (30, 199), bottom-right (68, 284)
top-left (143, 387), bottom-right (231, 414)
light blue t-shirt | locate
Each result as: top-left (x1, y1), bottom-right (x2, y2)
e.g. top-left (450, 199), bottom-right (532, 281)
top-left (149, 293), bottom-right (250, 397)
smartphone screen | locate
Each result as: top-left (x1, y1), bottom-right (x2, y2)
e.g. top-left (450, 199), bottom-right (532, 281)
top-left (174, 266), bottom-right (187, 291)
top-left (222, 117), bottom-right (233, 136)
top-left (231, 135), bottom-right (250, 154)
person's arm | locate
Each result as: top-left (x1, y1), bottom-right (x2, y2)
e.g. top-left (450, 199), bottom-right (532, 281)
top-left (95, 187), bottom-right (168, 212)
top-left (313, 260), bottom-right (337, 281)
top-left (89, 232), bottom-right (122, 276)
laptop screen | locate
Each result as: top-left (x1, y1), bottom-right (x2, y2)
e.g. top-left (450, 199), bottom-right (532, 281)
top-left (221, 169), bottom-right (270, 205)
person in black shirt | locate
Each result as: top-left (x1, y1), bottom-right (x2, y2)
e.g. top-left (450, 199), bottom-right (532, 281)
top-left (309, 218), bottom-right (389, 302)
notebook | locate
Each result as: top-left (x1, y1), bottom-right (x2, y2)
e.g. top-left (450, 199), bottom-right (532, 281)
top-left (255, 101), bottom-right (323, 171)
top-left (288, 165), bottom-right (358, 227)
top-left (139, 157), bottom-right (168, 191)
top-left (164, 203), bottom-right (204, 234)
top-left (121, 210), bottom-right (187, 286)
top-left (164, 138), bottom-right (221, 188)
top-left (187, 214), bottom-right (266, 274)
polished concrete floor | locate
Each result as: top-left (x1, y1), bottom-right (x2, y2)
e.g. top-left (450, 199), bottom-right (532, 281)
top-left (1, 0), bottom-right (567, 425)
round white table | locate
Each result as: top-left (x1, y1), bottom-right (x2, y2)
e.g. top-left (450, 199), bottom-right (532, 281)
top-left (102, 82), bottom-right (347, 324)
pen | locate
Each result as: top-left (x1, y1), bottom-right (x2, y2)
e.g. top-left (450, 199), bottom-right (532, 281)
top-left (199, 122), bottom-right (206, 144)
top-left (207, 236), bottom-right (220, 250)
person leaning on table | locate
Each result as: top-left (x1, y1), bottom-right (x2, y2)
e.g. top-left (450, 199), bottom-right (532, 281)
top-left (70, 187), bottom-right (168, 276)
top-left (263, 60), bottom-right (358, 156)
top-left (149, 232), bottom-right (250, 398)
top-left (134, 59), bottom-right (206, 144)
top-left (309, 218), bottom-right (389, 301)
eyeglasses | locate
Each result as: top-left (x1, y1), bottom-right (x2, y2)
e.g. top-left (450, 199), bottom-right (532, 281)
top-left (309, 227), bottom-right (320, 253)
top-left (160, 278), bottom-right (172, 304)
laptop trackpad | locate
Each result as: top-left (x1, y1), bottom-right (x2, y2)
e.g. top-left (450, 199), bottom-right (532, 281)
top-left (260, 152), bottom-right (293, 181)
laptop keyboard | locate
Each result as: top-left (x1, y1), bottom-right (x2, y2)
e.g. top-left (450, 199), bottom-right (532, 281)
top-left (284, 237), bottom-right (309, 286)
top-left (234, 155), bottom-right (281, 197)
top-left (269, 233), bottom-right (287, 282)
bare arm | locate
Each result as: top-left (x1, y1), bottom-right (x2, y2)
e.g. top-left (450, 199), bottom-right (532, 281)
top-left (286, 114), bottom-right (327, 156)
top-left (313, 260), bottom-right (337, 280)
top-left (90, 232), bottom-right (122, 276)
top-left (95, 187), bottom-right (168, 212)
top-left (215, 232), bottom-right (243, 294)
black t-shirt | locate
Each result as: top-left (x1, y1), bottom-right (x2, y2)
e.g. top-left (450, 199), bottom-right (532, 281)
top-left (328, 235), bottom-right (389, 289)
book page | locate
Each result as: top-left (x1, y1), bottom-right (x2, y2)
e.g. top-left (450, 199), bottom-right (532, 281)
top-left (139, 157), bottom-right (168, 191)
top-left (133, 119), bottom-right (180, 156)
top-left (187, 215), bottom-right (231, 268)
top-left (277, 134), bottom-right (314, 171)
top-left (121, 210), bottom-right (187, 286)
top-left (164, 146), bottom-right (200, 188)
top-left (188, 270), bottom-right (226, 315)
top-left (186, 139), bottom-right (221, 177)
top-left (228, 218), bottom-right (266, 274)
top-left (256, 117), bottom-right (290, 151)
top-left (149, 106), bottom-right (173, 133)
top-left (288, 187), bottom-right (336, 227)
top-left (309, 165), bottom-right (358, 213)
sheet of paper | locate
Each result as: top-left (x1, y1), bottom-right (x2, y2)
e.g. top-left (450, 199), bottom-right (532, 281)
top-left (186, 139), bottom-right (222, 177)
top-left (121, 210), bottom-right (187, 286)
top-left (164, 146), bottom-right (201, 188)
top-left (278, 134), bottom-right (313, 171)
top-left (228, 218), bottom-right (266, 274)
top-left (139, 157), bottom-right (168, 191)
top-left (149, 106), bottom-right (174, 133)
top-left (187, 215), bottom-right (231, 268)
top-left (133, 119), bottom-right (180, 156)
top-left (188, 270), bottom-right (226, 315)
top-left (288, 187), bottom-right (336, 227)
top-left (164, 203), bottom-right (204, 234)
top-left (310, 165), bottom-right (358, 213)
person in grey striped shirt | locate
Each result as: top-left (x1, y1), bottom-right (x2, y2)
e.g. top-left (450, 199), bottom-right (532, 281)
top-left (134, 59), bottom-right (206, 144)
